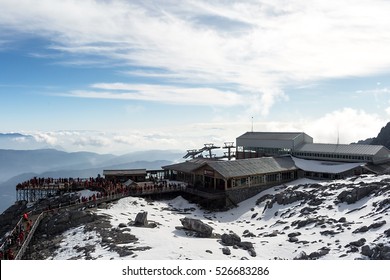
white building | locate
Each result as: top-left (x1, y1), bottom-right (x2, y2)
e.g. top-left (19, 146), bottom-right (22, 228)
top-left (236, 132), bottom-right (390, 164)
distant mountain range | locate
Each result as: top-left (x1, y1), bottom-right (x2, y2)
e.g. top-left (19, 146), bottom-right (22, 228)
top-left (0, 148), bottom-right (183, 213)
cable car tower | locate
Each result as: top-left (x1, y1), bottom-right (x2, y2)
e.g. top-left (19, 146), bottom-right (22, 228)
top-left (222, 142), bottom-right (236, 160)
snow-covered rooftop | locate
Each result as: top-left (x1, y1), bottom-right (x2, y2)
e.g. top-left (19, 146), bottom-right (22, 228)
top-left (291, 156), bottom-right (364, 173)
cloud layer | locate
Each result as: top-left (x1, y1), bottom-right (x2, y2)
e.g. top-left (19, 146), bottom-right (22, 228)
top-left (1, 0), bottom-right (390, 115)
top-left (0, 107), bottom-right (384, 154)
top-left (1, 1), bottom-right (389, 153)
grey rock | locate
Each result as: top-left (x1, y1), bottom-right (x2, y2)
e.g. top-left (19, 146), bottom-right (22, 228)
top-left (308, 248), bottom-right (330, 259)
top-left (349, 238), bottom-right (366, 247)
top-left (180, 217), bottom-right (213, 237)
top-left (221, 233), bottom-right (241, 246)
top-left (289, 237), bottom-right (299, 243)
top-left (300, 207), bottom-right (317, 214)
top-left (134, 212), bottom-right (148, 227)
top-left (320, 230), bottom-right (339, 236)
top-left (238, 241), bottom-right (254, 250)
top-left (248, 248), bottom-right (257, 257)
top-left (222, 247), bottom-right (231, 255)
top-left (353, 226), bottom-right (369, 234)
top-left (361, 245), bottom-right (373, 257)
top-left (369, 220), bottom-right (386, 229)
top-left (338, 217), bottom-right (347, 223)
top-left (242, 230), bottom-right (256, 238)
top-left (337, 185), bottom-right (378, 204)
top-left (287, 232), bottom-right (301, 238)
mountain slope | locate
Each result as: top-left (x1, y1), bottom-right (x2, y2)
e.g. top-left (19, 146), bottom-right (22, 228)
top-left (25, 174), bottom-right (390, 260)
top-left (371, 122), bottom-right (390, 149)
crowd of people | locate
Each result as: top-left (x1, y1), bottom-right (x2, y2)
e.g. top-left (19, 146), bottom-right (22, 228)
top-left (16, 177), bottom-right (108, 190)
top-left (3, 176), bottom-right (187, 259)
top-left (16, 176), bottom-right (186, 197)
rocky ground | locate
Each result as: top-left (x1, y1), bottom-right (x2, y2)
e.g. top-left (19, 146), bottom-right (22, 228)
top-left (24, 202), bottom-right (153, 260)
top-left (2, 174), bottom-right (390, 260)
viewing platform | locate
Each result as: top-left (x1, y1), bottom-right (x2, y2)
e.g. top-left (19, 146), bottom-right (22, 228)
top-left (3, 176), bottom-right (228, 260)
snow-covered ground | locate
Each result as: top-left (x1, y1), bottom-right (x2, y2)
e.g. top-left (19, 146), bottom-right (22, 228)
top-left (49, 175), bottom-right (390, 260)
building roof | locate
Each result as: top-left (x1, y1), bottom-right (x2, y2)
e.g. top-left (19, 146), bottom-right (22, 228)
top-left (103, 169), bottom-right (146, 176)
top-left (200, 157), bottom-right (297, 179)
top-left (162, 158), bottom-right (215, 173)
top-left (294, 143), bottom-right (386, 156)
top-left (237, 132), bottom-right (306, 141)
top-left (291, 156), bottom-right (364, 174)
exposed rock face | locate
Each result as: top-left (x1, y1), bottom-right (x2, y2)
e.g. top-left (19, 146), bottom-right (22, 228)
top-left (221, 233), bottom-right (241, 246)
top-left (179, 217), bottom-right (213, 237)
top-left (220, 232), bottom-right (256, 257)
top-left (0, 200), bottom-right (27, 241)
top-left (134, 212), bottom-right (148, 227)
top-left (27, 213), bottom-right (141, 260)
top-left (337, 185), bottom-right (379, 204)
top-left (294, 248), bottom-right (330, 260)
top-left (2, 173), bottom-right (390, 261)
top-left (371, 121), bottom-right (390, 149)
top-left (32, 194), bottom-right (80, 213)
top-left (353, 220), bottom-right (386, 234)
top-left (39, 208), bottom-right (98, 237)
top-left (349, 238), bottom-right (366, 247)
top-left (274, 190), bottom-right (314, 206)
top-left (361, 244), bottom-right (390, 260)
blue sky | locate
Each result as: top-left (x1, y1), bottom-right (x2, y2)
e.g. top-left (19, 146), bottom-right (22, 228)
top-left (1, 0), bottom-right (390, 154)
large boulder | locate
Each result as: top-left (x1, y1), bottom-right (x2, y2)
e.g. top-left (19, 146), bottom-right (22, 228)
top-left (361, 244), bottom-right (390, 260)
top-left (179, 217), bottom-right (213, 237)
top-left (221, 232), bottom-right (241, 246)
top-left (337, 185), bottom-right (379, 204)
top-left (134, 212), bottom-right (148, 227)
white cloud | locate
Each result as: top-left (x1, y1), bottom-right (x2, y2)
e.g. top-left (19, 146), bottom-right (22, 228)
top-left (356, 87), bottom-right (390, 96)
top-left (66, 83), bottom-right (243, 106)
top-left (1, 0), bottom-right (390, 115)
top-left (32, 132), bottom-right (58, 146)
top-left (303, 108), bottom-right (384, 144)
top-left (1, 107), bottom-right (384, 154)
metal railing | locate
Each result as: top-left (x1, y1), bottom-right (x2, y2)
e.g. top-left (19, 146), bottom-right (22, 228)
top-left (15, 212), bottom-right (46, 260)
